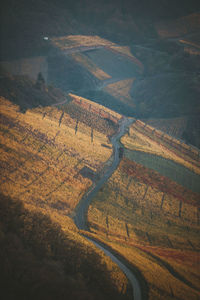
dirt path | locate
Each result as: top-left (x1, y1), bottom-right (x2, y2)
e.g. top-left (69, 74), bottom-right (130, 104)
top-left (72, 117), bottom-right (142, 300)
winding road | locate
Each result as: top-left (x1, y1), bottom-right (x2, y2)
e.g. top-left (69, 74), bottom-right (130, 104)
top-left (73, 116), bottom-right (142, 300)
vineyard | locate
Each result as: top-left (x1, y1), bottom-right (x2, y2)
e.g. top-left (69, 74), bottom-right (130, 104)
top-left (121, 120), bottom-right (200, 174)
top-left (87, 116), bottom-right (200, 300)
top-left (0, 96), bottom-right (118, 229)
top-left (51, 35), bottom-right (116, 51)
top-left (87, 158), bottom-right (200, 300)
top-left (1, 86), bottom-right (200, 300)
top-left (104, 78), bottom-right (136, 107)
top-left (143, 117), bottom-right (188, 140)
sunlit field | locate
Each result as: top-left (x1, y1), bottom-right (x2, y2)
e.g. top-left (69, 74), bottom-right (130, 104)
top-left (0, 95), bottom-right (133, 298)
top-left (0, 96), bottom-right (115, 226)
top-left (104, 78), bottom-right (136, 106)
top-left (88, 157), bottom-right (200, 300)
top-left (87, 117), bottom-right (200, 300)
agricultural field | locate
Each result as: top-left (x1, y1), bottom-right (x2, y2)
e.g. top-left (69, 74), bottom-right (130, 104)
top-left (87, 117), bottom-right (200, 300)
top-left (87, 157), bottom-right (200, 300)
top-left (0, 93), bottom-right (134, 299)
top-left (51, 35), bottom-right (143, 73)
top-left (51, 35), bottom-right (116, 50)
top-left (51, 35), bottom-right (143, 109)
top-left (143, 117), bottom-right (188, 140)
top-left (121, 121), bottom-right (200, 175)
top-left (0, 95), bottom-right (117, 228)
top-left (104, 78), bottom-right (136, 107)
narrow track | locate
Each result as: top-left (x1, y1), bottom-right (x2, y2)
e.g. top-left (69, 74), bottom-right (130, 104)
top-left (73, 117), bottom-right (142, 300)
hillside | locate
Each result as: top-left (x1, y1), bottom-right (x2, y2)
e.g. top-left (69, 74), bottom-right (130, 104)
top-left (1, 0), bottom-right (200, 60)
top-left (47, 32), bottom-right (200, 147)
top-left (0, 67), bottom-right (200, 300)
top-left (1, 2), bottom-right (200, 299)
top-left (0, 193), bottom-right (129, 300)
top-left (87, 121), bottom-right (200, 300)
top-left (0, 89), bottom-right (132, 299)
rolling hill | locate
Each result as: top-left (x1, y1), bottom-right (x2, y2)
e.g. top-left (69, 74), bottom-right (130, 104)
top-left (0, 80), bottom-right (132, 299)
top-left (87, 121), bottom-right (200, 300)
top-left (1, 2), bottom-right (200, 299)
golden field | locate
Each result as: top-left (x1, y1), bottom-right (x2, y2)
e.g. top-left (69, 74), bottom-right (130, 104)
top-left (0, 95), bottom-right (132, 298)
top-left (104, 78), bottom-right (136, 107)
top-left (88, 157), bottom-right (200, 300)
top-left (1, 90), bottom-right (200, 299)
top-left (87, 117), bottom-right (200, 299)
top-left (0, 95), bottom-right (117, 225)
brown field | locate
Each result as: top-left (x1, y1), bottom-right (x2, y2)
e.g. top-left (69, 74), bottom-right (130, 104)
top-left (121, 120), bottom-right (200, 174)
top-left (0, 95), bottom-right (133, 297)
top-left (104, 78), bottom-right (136, 106)
top-left (51, 35), bottom-right (116, 50)
top-left (70, 52), bottom-right (111, 80)
top-left (87, 155), bottom-right (200, 300)
top-left (143, 117), bottom-right (188, 140)
top-left (0, 96), bottom-right (115, 225)
top-left (1, 91), bottom-right (200, 299)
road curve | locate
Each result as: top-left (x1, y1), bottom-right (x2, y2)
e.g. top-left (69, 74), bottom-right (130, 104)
top-left (73, 116), bottom-right (133, 230)
top-left (73, 117), bottom-right (142, 300)
top-left (87, 237), bottom-right (142, 300)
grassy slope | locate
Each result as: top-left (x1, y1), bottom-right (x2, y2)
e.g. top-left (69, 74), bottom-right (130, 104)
top-left (87, 122), bottom-right (200, 300)
top-left (0, 95), bottom-right (132, 299)
top-left (121, 121), bottom-right (200, 174)
top-left (51, 35), bottom-right (143, 107)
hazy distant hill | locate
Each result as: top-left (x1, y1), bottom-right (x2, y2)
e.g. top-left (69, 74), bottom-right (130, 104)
top-left (1, 0), bottom-right (200, 60)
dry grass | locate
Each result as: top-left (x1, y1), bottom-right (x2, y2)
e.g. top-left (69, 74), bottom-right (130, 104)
top-left (104, 242), bottom-right (200, 300)
top-left (70, 52), bottom-right (111, 80)
top-left (179, 38), bottom-right (200, 49)
top-left (87, 156), bottom-right (200, 299)
top-left (109, 46), bottom-right (135, 59)
top-left (121, 121), bottom-right (200, 174)
top-left (0, 96), bottom-right (112, 225)
top-left (0, 95), bottom-right (132, 297)
top-left (104, 78), bottom-right (136, 106)
top-left (68, 93), bottom-right (122, 120)
top-left (52, 35), bottom-right (115, 50)
top-left (143, 117), bottom-right (188, 140)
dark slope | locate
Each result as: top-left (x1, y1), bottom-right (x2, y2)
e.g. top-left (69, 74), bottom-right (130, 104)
top-left (0, 193), bottom-right (128, 300)
top-left (1, 0), bottom-right (200, 59)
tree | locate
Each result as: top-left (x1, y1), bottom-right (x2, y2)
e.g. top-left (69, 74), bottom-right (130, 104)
top-left (35, 72), bottom-right (46, 91)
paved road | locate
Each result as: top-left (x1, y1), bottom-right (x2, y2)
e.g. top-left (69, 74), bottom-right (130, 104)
top-left (73, 116), bottom-right (134, 230)
top-left (73, 117), bottom-right (142, 300)
top-left (87, 237), bottom-right (142, 300)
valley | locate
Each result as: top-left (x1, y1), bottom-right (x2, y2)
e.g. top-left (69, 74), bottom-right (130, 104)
top-left (1, 2), bottom-right (200, 299)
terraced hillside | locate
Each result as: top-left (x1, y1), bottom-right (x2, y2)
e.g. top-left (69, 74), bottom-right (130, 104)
top-left (0, 95), bottom-right (131, 300)
top-left (0, 94), bottom-right (122, 225)
top-left (1, 82), bottom-right (200, 300)
top-left (87, 119), bottom-right (200, 300)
